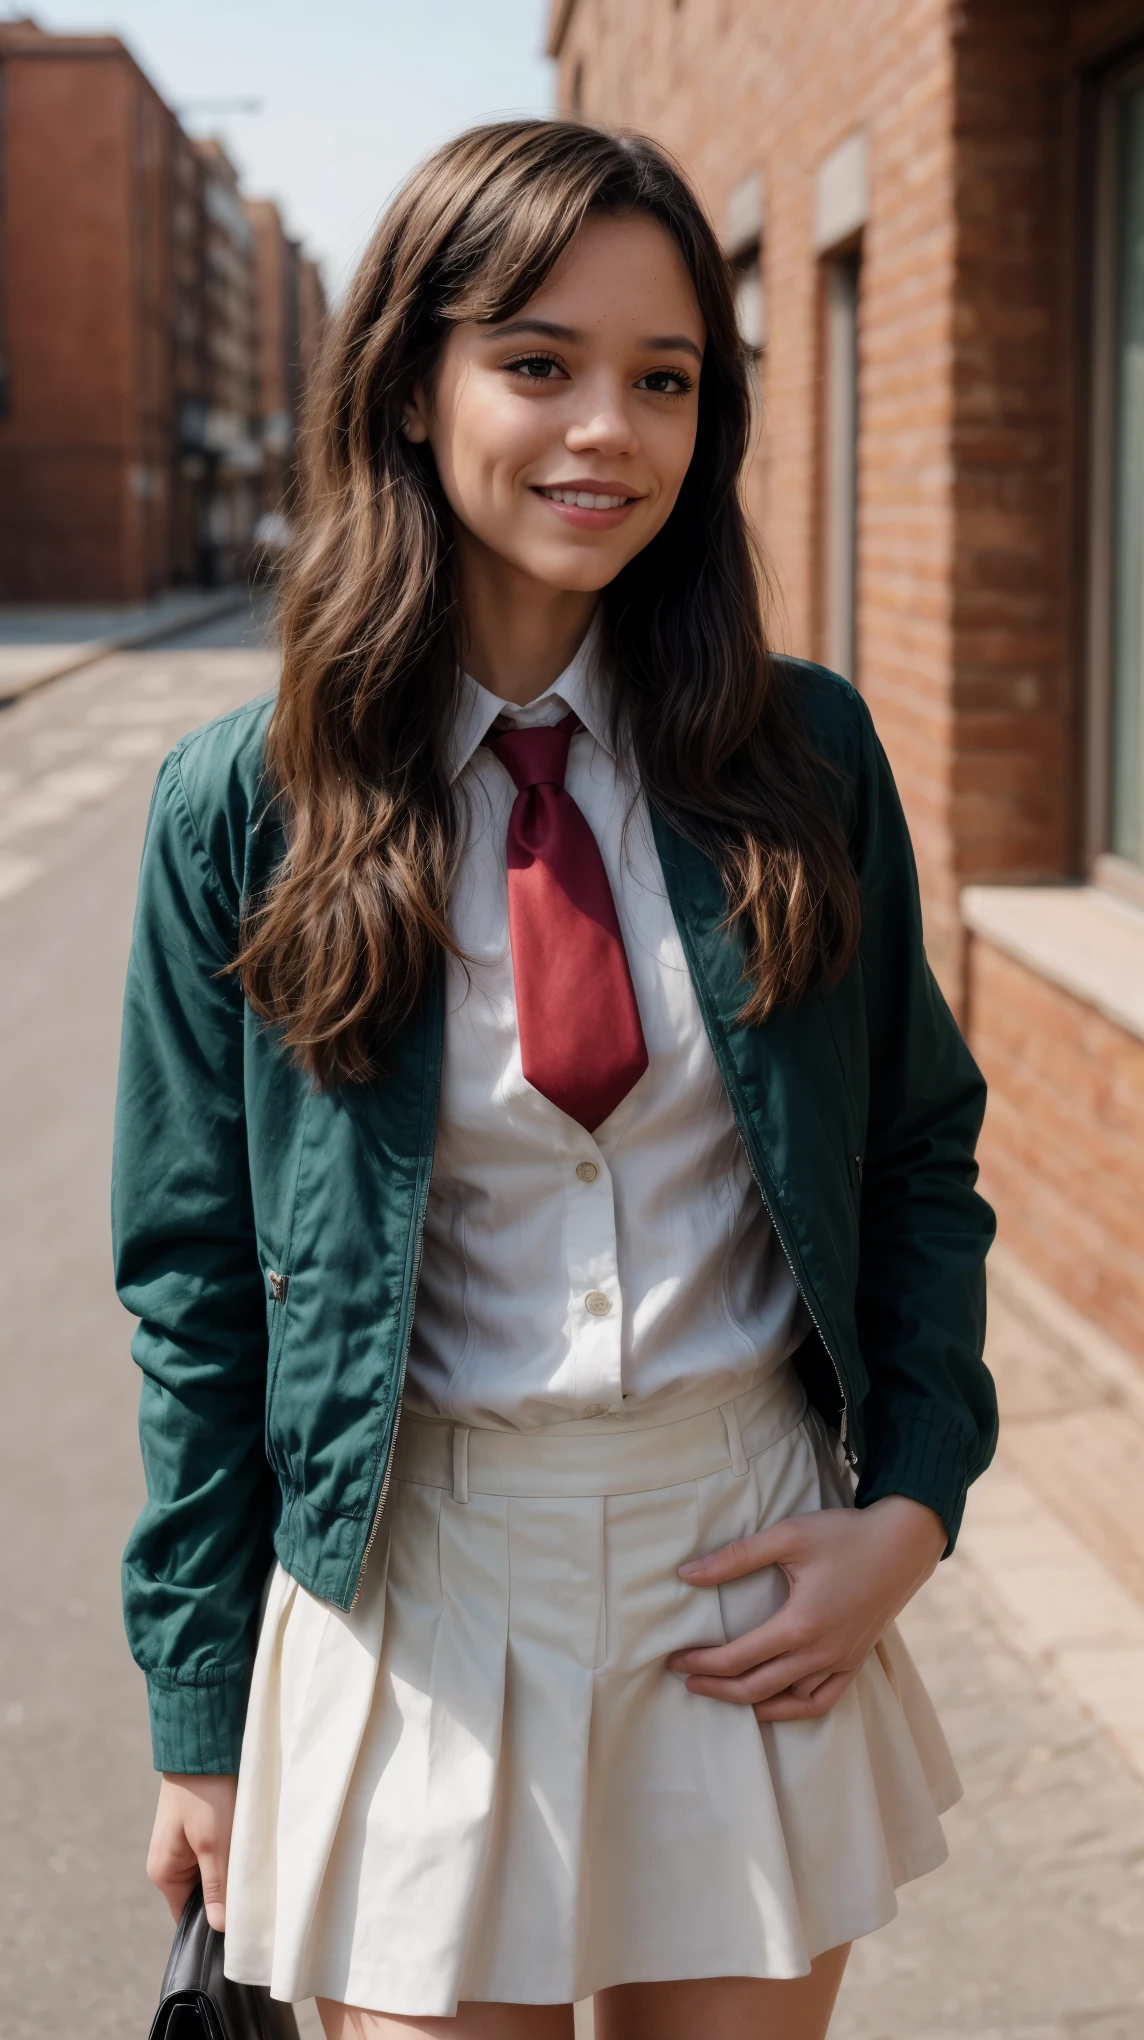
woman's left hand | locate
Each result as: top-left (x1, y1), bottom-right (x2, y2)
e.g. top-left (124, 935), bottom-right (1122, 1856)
top-left (666, 1495), bottom-right (947, 1722)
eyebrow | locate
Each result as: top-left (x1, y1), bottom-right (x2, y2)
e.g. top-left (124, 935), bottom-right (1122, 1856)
top-left (490, 317), bottom-right (704, 364)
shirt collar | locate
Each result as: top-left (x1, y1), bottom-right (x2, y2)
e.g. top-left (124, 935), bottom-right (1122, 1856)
top-left (445, 616), bottom-right (614, 783)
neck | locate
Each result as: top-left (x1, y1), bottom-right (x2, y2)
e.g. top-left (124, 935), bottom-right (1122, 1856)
top-left (453, 525), bottom-right (597, 705)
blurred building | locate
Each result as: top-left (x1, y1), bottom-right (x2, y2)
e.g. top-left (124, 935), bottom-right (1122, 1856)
top-left (0, 20), bottom-right (175, 601)
top-left (0, 16), bottom-right (326, 602)
top-left (298, 255), bottom-right (327, 397)
top-left (245, 201), bottom-right (328, 521)
top-left (193, 138), bottom-right (262, 586)
top-left (549, 0), bottom-right (1144, 1368)
top-left (246, 199), bottom-right (301, 519)
top-left (170, 127), bottom-right (209, 590)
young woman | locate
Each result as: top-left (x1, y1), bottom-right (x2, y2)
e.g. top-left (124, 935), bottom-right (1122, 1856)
top-left (115, 121), bottom-right (997, 2040)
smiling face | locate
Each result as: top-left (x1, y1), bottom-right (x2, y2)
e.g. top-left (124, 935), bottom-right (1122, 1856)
top-left (403, 211), bottom-right (706, 596)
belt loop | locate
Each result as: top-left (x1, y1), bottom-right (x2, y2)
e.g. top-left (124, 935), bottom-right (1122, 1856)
top-left (721, 1402), bottom-right (748, 1478)
top-left (452, 1425), bottom-right (470, 1505)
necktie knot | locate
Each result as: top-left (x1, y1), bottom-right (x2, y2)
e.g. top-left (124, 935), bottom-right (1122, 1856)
top-left (484, 711), bottom-right (577, 794)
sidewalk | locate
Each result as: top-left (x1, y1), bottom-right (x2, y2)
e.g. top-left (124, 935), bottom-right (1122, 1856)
top-left (0, 588), bottom-right (251, 702)
top-left (971, 1247), bottom-right (1144, 1779)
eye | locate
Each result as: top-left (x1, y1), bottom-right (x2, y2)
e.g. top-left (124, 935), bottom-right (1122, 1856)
top-left (504, 353), bottom-right (569, 382)
top-left (636, 367), bottom-right (695, 396)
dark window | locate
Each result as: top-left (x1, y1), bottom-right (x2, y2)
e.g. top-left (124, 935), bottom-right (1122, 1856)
top-left (732, 246), bottom-right (765, 358)
top-left (823, 248), bottom-right (860, 683)
top-left (1110, 79), bottom-right (1144, 865)
top-left (0, 65), bottom-right (9, 417)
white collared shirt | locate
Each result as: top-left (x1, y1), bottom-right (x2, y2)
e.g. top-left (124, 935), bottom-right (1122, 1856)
top-left (405, 630), bottom-right (808, 1430)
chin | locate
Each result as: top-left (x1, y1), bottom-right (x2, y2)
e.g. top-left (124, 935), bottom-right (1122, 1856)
top-left (529, 548), bottom-right (628, 594)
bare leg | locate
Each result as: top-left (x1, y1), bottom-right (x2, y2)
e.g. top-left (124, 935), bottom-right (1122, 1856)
top-left (317, 1998), bottom-right (575, 2040)
top-left (593, 1944), bottom-right (851, 2040)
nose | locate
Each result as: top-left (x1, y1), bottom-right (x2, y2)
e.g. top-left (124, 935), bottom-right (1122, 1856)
top-left (563, 373), bottom-right (640, 460)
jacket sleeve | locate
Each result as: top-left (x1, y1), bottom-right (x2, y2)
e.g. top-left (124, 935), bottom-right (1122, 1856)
top-left (848, 697), bottom-right (998, 1548)
top-left (113, 749), bottom-right (274, 1774)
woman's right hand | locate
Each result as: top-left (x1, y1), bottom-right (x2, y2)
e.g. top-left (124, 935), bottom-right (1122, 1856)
top-left (147, 1773), bottom-right (238, 1931)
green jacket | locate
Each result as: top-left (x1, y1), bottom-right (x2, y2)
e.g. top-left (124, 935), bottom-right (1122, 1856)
top-left (113, 660), bottom-right (997, 1776)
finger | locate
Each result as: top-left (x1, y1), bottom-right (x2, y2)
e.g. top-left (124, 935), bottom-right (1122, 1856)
top-left (678, 1520), bottom-right (802, 1586)
top-left (791, 1668), bottom-right (832, 1700)
top-left (752, 1669), bottom-right (855, 1722)
top-left (680, 1651), bottom-right (820, 1707)
top-left (667, 1605), bottom-right (810, 1679)
top-left (152, 1857), bottom-right (201, 1926)
top-left (147, 1824), bottom-right (201, 1923)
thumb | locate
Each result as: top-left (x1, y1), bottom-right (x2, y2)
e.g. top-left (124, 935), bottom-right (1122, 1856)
top-left (679, 1517), bottom-right (802, 1585)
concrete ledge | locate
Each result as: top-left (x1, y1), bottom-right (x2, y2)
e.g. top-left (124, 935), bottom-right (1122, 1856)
top-left (962, 881), bottom-right (1144, 1043)
top-left (0, 588), bottom-right (251, 704)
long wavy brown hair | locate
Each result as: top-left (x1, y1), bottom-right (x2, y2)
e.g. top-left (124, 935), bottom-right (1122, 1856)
top-left (237, 120), bottom-right (861, 1086)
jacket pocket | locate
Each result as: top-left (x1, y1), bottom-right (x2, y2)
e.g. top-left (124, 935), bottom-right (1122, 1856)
top-left (847, 1150), bottom-right (864, 1221)
top-left (261, 1099), bottom-right (312, 1477)
top-left (262, 1268), bottom-right (293, 1477)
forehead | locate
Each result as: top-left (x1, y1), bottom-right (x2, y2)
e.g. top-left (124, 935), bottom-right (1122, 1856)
top-left (499, 212), bottom-right (705, 342)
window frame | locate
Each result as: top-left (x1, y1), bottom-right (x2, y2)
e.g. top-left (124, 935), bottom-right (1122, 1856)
top-left (1086, 53), bottom-right (1144, 901)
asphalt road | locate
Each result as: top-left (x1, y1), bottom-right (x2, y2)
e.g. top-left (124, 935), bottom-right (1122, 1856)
top-left (1, 598), bottom-right (1143, 2039)
top-left (0, 600), bottom-right (278, 2038)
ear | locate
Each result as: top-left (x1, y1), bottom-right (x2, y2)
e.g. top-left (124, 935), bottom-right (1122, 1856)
top-left (401, 387), bottom-right (431, 445)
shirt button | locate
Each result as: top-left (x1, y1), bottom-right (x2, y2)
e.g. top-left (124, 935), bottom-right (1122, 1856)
top-left (576, 1161), bottom-right (599, 1183)
top-left (584, 1290), bottom-right (611, 1316)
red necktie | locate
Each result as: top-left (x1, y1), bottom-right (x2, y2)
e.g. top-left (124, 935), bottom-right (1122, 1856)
top-left (484, 712), bottom-right (648, 1131)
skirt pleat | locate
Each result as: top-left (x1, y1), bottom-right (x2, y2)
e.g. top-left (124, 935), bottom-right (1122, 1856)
top-left (225, 1372), bottom-right (961, 2014)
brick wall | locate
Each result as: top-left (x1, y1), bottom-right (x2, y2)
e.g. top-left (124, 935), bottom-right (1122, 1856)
top-left (969, 936), bottom-right (1144, 1361)
top-left (552, 0), bottom-right (967, 987)
top-left (950, 5), bottom-right (1077, 894)
top-left (548, 2), bottom-right (1144, 990)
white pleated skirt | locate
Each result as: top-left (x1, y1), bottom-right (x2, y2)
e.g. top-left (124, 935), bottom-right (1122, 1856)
top-left (224, 1367), bottom-right (960, 2014)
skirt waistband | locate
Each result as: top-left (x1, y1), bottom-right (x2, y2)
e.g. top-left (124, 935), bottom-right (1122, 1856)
top-left (393, 1369), bottom-right (809, 1503)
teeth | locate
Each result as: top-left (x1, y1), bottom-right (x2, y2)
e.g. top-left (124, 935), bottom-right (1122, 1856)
top-left (541, 487), bottom-right (628, 509)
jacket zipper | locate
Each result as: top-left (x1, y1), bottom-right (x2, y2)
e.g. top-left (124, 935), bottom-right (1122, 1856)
top-left (349, 1008), bottom-right (443, 1611)
top-left (349, 1203), bottom-right (428, 1610)
top-left (736, 1131), bottom-right (856, 1466)
top-left (647, 817), bottom-right (857, 1469)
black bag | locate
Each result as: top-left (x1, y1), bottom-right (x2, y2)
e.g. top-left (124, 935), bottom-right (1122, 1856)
top-left (148, 1883), bottom-right (301, 2040)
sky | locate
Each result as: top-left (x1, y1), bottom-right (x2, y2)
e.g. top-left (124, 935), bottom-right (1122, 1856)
top-left (15, 1), bottom-right (555, 298)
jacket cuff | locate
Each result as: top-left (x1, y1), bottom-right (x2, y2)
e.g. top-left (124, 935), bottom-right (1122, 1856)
top-left (146, 1665), bottom-right (251, 1774)
top-left (855, 1411), bottom-right (971, 1553)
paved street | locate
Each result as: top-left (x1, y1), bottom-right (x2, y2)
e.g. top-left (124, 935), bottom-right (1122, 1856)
top-left (0, 602), bottom-right (277, 2038)
top-left (2, 602), bottom-right (1143, 2038)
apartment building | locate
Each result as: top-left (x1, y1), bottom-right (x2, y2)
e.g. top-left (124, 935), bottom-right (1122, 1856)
top-left (246, 199), bottom-right (328, 520)
top-left (193, 138), bottom-right (262, 586)
top-left (0, 17), bottom-right (326, 600)
top-left (0, 21), bottom-right (175, 599)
